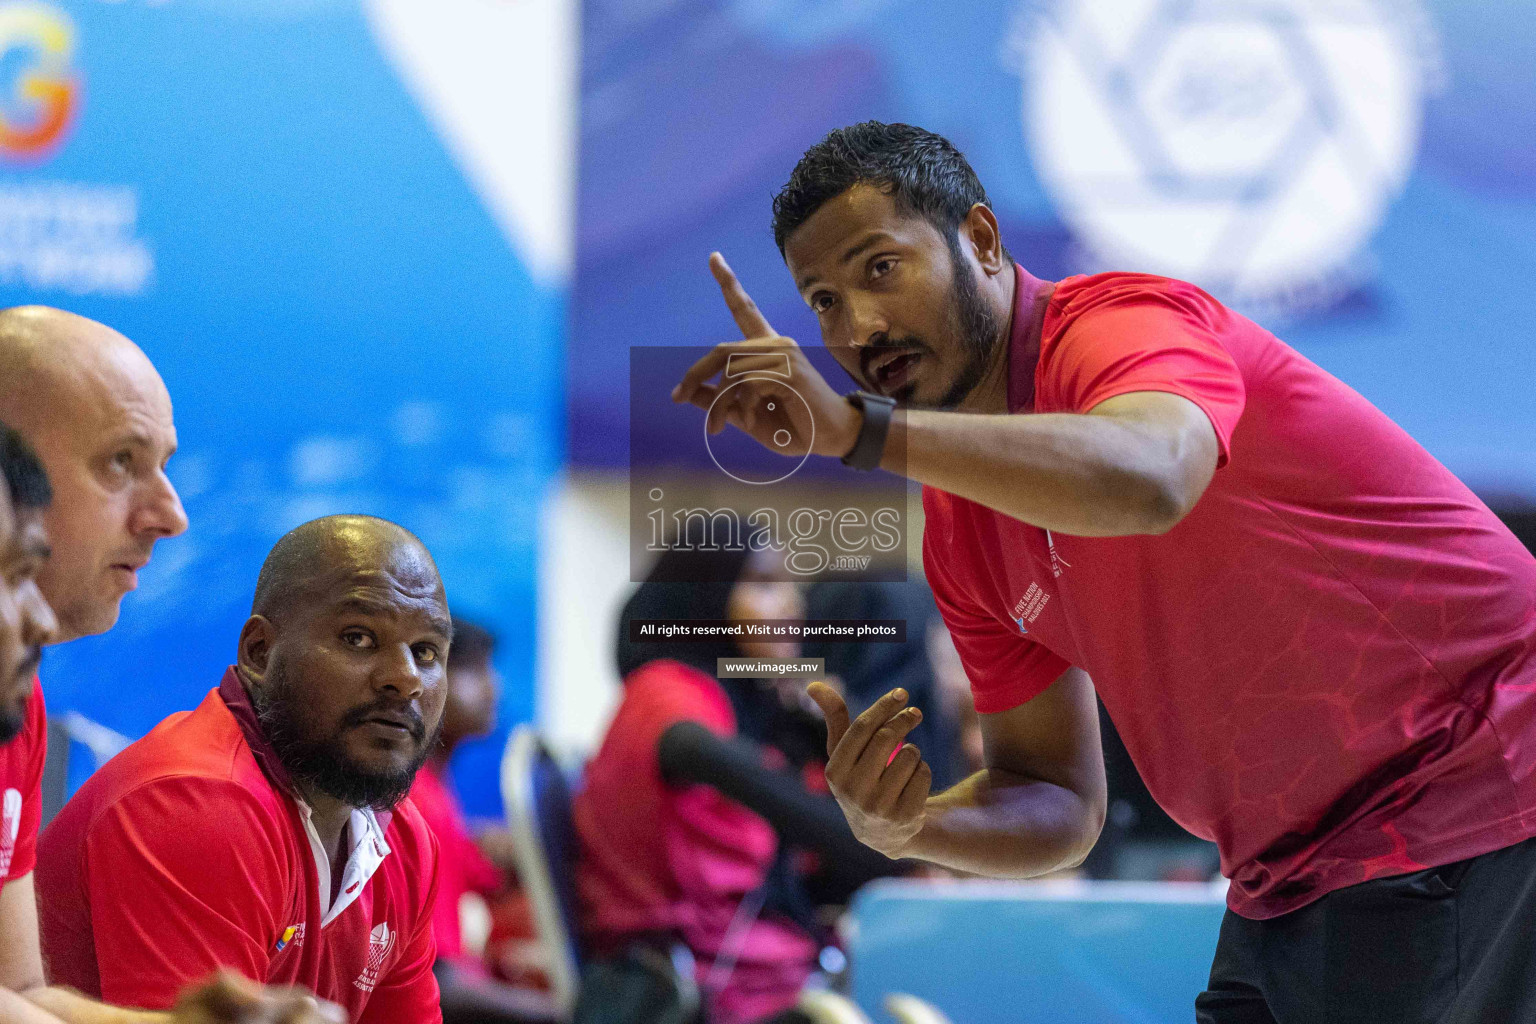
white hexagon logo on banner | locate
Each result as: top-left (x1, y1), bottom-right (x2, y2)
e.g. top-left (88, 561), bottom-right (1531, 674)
top-left (1016, 0), bottom-right (1432, 311)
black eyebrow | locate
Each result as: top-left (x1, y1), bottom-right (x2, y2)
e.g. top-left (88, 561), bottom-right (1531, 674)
top-left (796, 233), bottom-right (891, 293)
top-left (337, 597), bottom-right (392, 617)
top-left (839, 234), bottom-right (886, 267)
top-left (337, 598), bottom-right (452, 640)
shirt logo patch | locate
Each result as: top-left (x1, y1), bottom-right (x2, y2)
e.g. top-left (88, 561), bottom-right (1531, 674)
top-left (0, 788), bottom-right (21, 877)
top-left (274, 923), bottom-right (305, 952)
top-left (354, 921), bottom-right (395, 993)
top-left (1011, 583), bottom-right (1051, 635)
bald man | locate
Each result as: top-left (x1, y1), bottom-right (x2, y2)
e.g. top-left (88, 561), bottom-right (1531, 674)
top-left (38, 515), bottom-right (449, 1024)
top-left (0, 316), bottom-right (341, 1023)
top-left (0, 306), bottom-right (187, 642)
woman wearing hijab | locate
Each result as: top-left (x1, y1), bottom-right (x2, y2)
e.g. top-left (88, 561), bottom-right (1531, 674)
top-left (573, 544), bottom-right (894, 1024)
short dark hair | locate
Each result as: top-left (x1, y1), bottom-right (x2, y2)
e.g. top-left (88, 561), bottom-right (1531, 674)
top-left (449, 617), bottom-right (496, 667)
top-left (772, 121), bottom-right (1011, 262)
top-left (0, 421), bottom-right (50, 511)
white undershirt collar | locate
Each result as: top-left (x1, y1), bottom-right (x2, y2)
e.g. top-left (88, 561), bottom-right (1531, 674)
top-left (294, 798), bottom-right (393, 927)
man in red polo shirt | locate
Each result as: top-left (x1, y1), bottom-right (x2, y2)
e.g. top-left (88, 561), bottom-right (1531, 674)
top-left (673, 121), bottom-right (1536, 1022)
top-left (38, 514), bottom-right (449, 1023)
top-left (1, 311), bottom-right (344, 1023)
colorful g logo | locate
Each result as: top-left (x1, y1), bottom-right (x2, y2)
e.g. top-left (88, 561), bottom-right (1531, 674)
top-left (0, 3), bottom-right (77, 161)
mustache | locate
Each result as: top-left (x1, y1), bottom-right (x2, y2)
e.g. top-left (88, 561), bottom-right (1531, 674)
top-left (342, 700), bottom-right (427, 743)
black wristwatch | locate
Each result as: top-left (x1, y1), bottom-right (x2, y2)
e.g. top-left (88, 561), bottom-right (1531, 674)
top-left (840, 391), bottom-right (897, 471)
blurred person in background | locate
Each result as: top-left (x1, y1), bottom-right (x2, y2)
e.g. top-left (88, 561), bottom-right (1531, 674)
top-left (410, 617), bottom-right (558, 1024)
top-left (575, 541), bottom-right (897, 1024)
top-left (0, 317), bottom-right (338, 1023)
top-left (674, 120), bottom-right (1536, 1023)
top-left (36, 515), bottom-right (447, 1023)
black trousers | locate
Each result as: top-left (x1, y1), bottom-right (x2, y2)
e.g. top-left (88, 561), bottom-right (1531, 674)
top-left (1197, 835), bottom-right (1536, 1023)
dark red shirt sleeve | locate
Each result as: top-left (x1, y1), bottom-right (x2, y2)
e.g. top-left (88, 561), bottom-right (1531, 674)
top-left (83, 776), bottom-right (287, 1009)
top-left (921, 514), bottom-right (1070, 713)
top-left (1043, 284), bottom-right (1247, 465)
top-left (4, 680), bottom-right (46, 882)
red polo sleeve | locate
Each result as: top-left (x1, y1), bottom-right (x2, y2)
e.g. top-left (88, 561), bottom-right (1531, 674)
top-left (1043, 282), bottom-right (1247, 465)
top-left (921, 511), bottom-right (1071, 714)
top-left (83, 776), bottom-right (288, 1009)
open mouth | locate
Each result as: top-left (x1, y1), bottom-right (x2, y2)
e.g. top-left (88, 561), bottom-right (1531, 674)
top-left (867, 351), bottom-right (921, 396)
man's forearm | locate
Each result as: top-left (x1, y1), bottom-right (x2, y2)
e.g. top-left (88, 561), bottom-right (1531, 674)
top-left (903, 768), bottom-right (1104, 878)
top-left (0, 986), bottom-right (70, 1024)
top-left (883, 404), bottom-right (1201, 537)
top-left (21, 987), bottom-right (158, 1024)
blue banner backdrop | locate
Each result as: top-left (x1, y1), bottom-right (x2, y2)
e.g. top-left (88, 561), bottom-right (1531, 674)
top-left (0, 0), bottom-right (567, 816)
top-left (572, 0), bottom-right (1536, 503)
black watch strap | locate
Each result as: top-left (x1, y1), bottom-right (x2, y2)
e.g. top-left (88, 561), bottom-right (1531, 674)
top-left (840, 391), bottom-right (896, 471)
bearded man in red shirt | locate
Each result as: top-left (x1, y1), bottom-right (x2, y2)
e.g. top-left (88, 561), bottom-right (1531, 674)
top-left (0, 306), bottom-right (341, 1024)
top-left (673, 121), bottom-right (1536, 1024)
top-left (38, 514), bottom-right (449, 1024)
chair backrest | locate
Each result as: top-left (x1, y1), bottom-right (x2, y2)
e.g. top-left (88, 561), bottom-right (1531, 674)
top-left (41, 711), bottom-right (134, 828)
top-left (39, 717), bottom-right (71, 828)
top-left (502, 724), bottom-right (582, 1012)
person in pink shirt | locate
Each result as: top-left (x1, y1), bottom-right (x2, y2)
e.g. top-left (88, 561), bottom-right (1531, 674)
top-left (575, 544), bottom-right (894, 1024)
top-left (672, 121), bottom-right (1536, 1024)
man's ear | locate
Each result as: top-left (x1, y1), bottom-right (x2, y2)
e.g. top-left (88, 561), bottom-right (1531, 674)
top-left (962, 203), bottom-right (1007, 276)
top-left (237, 615), bottom-right (276, 688)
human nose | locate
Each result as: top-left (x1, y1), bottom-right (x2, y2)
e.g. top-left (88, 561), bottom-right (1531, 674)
top-left (844, 293), bottom-right (889, 349)
top-left (20, 582), bottom-right (56, 650)
top-left (372, 643), bottom-right (425, 699)
top-left (130, 469), bottom-right (188, 540)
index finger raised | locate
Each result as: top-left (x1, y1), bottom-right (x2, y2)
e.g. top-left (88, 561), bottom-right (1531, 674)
top-left (710, 251), bottom-right (775, 339)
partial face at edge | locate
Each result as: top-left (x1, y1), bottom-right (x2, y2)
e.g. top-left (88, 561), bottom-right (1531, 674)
top-left (784, 183), bottom-right (1006, 410)
top-left (0, 493), bottom-right (56, 743)
top-left (246, 540), bottom-right (451, 809)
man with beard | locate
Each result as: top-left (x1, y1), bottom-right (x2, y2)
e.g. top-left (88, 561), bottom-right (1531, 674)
top-left (672, 121), bottom-right (1536, 1022)
top-left (37, 515), bottom-right (449, 1023)
top-left (0, 424), bottom-right (58, 874)
top-left (1, 312), bottom-right (343, 1023)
